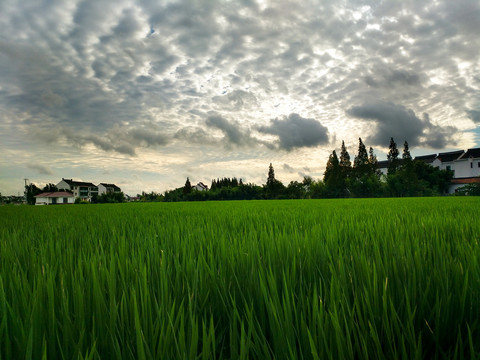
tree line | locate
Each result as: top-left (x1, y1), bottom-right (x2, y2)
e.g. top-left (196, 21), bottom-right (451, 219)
top-left (161, 137), bottom-right (455, 202)
top-left (18, 136), bottom-right (475, 204)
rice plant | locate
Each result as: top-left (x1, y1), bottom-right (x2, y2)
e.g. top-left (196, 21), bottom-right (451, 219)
top-left (0, 197), bottom-right (479, 359)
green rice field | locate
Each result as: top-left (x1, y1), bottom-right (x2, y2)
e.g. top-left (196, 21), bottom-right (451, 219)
top-left (1, 198), bottom-right (479, 359)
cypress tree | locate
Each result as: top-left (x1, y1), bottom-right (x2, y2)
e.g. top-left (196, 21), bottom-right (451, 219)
top-left (183, 177), bottom-right (192, 194)
top-left (403, 141), bottom-right (412, 161)
top-left (339, 140), bottom-right (352, 176)
top-left (353, 138), bottom-right (369, 177)
top-left (267, 163), bottom-right (275, 187)
top-left (387, 137), bottom-right (400, 174)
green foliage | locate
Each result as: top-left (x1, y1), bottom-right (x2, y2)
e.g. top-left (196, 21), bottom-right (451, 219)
top-left (139, 191), bottom-right (164, 202)
top-left (183, 177), bottom-right (192, 195)
top-left (402, 141), bottom-right (412, 161)
top-left (324, 150), bottom-right (347, 198)
top-left (92, 192), bottom-right (125, 204)
top-left (211, 177), bottom-right (240, 190)
top-left (42, 183), bottom-right (58, 192)
top-left (455, 182), bottom-right (480, 196)
top-left (264, 164), bottom-right (285, 199)
top-left (1, 198), bottom-right (480, 359)
top-left (25, 183), bottom-right (42, 205)
top-left (353, 137), bottom-right (369, 177)
top-left (387, 160), bottom-right (453, 197)
top-left (339, 140), bottom-right (352, 177)
top-left (387, 137), bottom-right (400, 175)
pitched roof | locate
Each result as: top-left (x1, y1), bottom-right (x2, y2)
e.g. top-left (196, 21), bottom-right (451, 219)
top-left (414, 154), bottom-right (437, 163)
top-left (436, 150), bottom-right (464, 163)
top-left (98, 183), bottom-right (121, 191)
top-left (459, 148), bottom-right (480, 159)
top-left (35, 192), bottom-right (74, 198)
top-left (61, 178), bottom-right (97, 187)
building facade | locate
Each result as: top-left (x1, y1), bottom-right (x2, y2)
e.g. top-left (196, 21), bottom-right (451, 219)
top-left (56, 179), bottom-right (98, 201)
top-left (35, 192), bottom-right (75, 205)
top-left (378, 147), bottom-right (480, 194)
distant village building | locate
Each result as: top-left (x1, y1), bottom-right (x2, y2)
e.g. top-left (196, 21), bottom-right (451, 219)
top-left (57, 178), bottom-right (98, 201)
top-left (35, 192), bottom-right (75, 205)
top-left (377, 147), bottom-right (480, 194)
top-left (56, 179), bottom-right (122, 201)
top-left (194, 182), bottom-right (209, 191)
top-left (98, 183), bottom-right (122, 195)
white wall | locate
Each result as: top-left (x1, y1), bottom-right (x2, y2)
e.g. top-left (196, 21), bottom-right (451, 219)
top-left (35, 196), bottom-right (74, 205)
top-left (56, 179), bottom-right (71, 191)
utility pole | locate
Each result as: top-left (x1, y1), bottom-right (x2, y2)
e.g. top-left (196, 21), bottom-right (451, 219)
top-left (24, 178), bottom-right (29, 199)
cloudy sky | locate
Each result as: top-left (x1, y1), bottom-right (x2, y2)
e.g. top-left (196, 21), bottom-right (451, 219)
top-left (1, 0), bottom-right (479, 196)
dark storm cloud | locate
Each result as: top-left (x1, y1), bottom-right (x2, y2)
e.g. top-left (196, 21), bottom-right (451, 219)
top-left (257, 114), bottom-right (330, 151)
top-left (205, 114), bottom-right (256, 147)
top-left (27, 163), bottom-right (54, 175)
top-left (467, 110), bottom-right (480, 124)
top-left (347, 102), bottom-right (456, 149)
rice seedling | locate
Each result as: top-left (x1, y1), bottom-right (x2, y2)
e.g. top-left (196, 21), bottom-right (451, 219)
top-left (0, 197), bottom-right (479, 359)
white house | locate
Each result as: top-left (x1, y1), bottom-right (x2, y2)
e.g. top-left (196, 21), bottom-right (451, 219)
top-left (56, 178), bottom-right (98, 201)
top-left (35, 192), bottom-right (75, 205)
top-left (98, 183), bottom-right (122, 195)
top-left (377, 147), bottom-right (480, 194)
top-left (431, 150), bottom-right (464, 175)
top-left (194, 182), bottom-right (208, 191)
top-left (452, 148), bottom-right (480, 178)
top-left (447, 148), bottom-right (480, 193)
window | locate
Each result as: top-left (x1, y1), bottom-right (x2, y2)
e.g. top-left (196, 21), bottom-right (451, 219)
top-left (471, 163), bottom-right (473, 168)
top-left (63, 198), bottom-right (68, 204)
top-left (446, 165), bottom-right (451, 171)
top-left (478, 162), bottom-right (480, 168)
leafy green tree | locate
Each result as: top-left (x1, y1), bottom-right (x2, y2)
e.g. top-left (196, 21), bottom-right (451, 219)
top-left (309, 180), bottom-right (327, 198)
top-left (456, 181), bottom-right (480, 196)
top-left (93, 192), bottom-right (126, 203)
top-left (351, 139), bottom-right (383, 197)
top-left (25, 183), bottom-right (41, 205)
top-left (285, 181), bottom-right (305, 199)
top-left (42, 183), bottom-right (58, 192)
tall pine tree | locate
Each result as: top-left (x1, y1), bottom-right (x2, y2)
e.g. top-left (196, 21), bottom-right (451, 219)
top-left (183, 177), bottom-right (192, 194)
top-left (324, 150), bottom-right (345, 197)
top-left (267, 163), bottom-right (275, 187)
top-left (402, 141), bottom-right (412, 161)
top-left (353, 138), bottom-right (369, 178)
top-left (387, 137), bottom-right (400, 175)
top-left (339, 140), bottom-right (352, 176)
